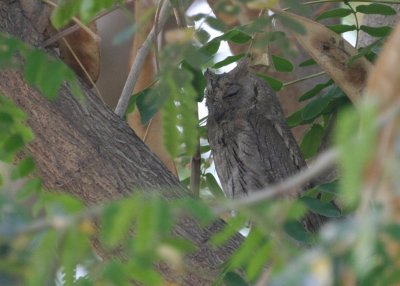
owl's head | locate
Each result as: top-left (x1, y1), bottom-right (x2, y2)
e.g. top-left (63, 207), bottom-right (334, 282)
top-left (205, 59), bottom-right (253, 122)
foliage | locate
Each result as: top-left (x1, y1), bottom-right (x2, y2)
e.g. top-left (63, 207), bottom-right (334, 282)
top-left (1, 1), bottom-right (400, 285)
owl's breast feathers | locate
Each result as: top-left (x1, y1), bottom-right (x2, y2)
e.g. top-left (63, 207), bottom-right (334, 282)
top-left (208, 74), bottom-right (306, 199)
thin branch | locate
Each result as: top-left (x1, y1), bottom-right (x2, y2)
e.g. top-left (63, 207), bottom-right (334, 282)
top-left (142, 0), bottom-right (164, 143)
top-left (283, 71), bottom-right (326, 87)
top-left (114, 0), bottom-right (171, 117)
top-left (345, 1), bottom-right (360, 48)
top-left (60, 38), bottom-right (105, 103)
top-left (213, 148), bottom-right (339, 215)
top-left (13, 206), bottom-right (103, 237)
top-left (284, 0), bottom-right (400, 10)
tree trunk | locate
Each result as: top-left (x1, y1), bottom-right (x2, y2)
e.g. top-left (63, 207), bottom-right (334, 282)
top-left (0, 2), bottom-right (243, 285)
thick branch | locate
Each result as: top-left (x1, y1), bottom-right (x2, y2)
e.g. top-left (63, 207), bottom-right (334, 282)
top-left (0, 2), bottom-right (242, 285)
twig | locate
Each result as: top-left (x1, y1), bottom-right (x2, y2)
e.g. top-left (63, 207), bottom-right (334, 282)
top-left (60, 38), bottom-right (105, 103)
top-left (114, 0), bottom-right (171, 117)
top-left (12, 206), bottom-right (103, 237)
top-left (283, 71), bottom-right (326, 87)
top-left (213, 149), bottom-right (339, 215)
top-left (142, 0), bottom-right (164, 143)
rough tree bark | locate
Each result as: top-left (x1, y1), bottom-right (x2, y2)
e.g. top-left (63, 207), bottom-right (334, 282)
top-left (0, 2), bottom-right (243, 285)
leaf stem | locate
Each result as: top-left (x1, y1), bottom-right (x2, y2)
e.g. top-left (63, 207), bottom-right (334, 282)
top-left (284, 0), bottom-right (400, 11)
top-left (345, 1), bottom-right (360, 48)
top-left (283, 71), bottom-right (326, 87)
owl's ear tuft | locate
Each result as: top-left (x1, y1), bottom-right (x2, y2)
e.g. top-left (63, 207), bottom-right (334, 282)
top-left (204, 69), bottom-right (216, 81)
top-left (230, 58), bottom-right (250, 79)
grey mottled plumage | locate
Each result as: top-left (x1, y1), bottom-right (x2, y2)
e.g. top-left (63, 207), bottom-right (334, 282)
top-left (205, 60), bottom-right (325, 232)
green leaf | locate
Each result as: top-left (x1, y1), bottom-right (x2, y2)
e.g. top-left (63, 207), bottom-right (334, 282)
top-left (201, 40), bottom-right (220, 56)
top-left (3, 134), bottom-right (24, 153)
top-left (223, 272), bottom-right (249, 286)
top-left (24, 49), bottom-right (74, 100)
top-left (211, 215), bottom-right (247, 246)
top-left (135, 198), bottom-right (168, 255)
top-left (51, 0), bottom-right (118, 27)
top-left (124, 94), bottom-right (136, 119)
top-left (246, 241), bottom-right (272, 279)
top-left (298, 58), bottom-right (317, 67)
top-left (195, 28), bottom-right (211, 44)
top-left (356, 4), bottom-right (397, 15)
top-left (316, 8), bottom-right (353, 21)
top-left (184, 46), bottom-right (213, 68)
top-left (24, 50), bottom-right (47, 89)
top-left (51, 0), bottom-right (81, 28)
top-left (28, 231), bottom-right (59, 286)
top-left (300, 197), bottom-right (341, 217)
top-left (257, 74), bottom-right (283, 91)
top-left (213, 54), bottom-right (245, 69)
top-left (283, 220), bottom-right (311, 243)
top-left (230, 228), bottom-right (264, 268)
top-left (300, 124), bottom-right (324, 159)
top-left (221, 29), bottom-right (252, 44)
top-left (360, 25), bottom-right (392, 38)
top-left (286, 109), bottom-right (314, 128)
top-left (180, 198), bottom-right (215, 225)
top-left (386, 224), bottom-right (400, 240)
top-left (163, 237), bottom-right (196, 253)
top-left (205, 173), bottom-right (225, 198)
top-left (136, 87), bottom-right (166, 124)
top-left (335, 101), bottom-right (377, 208)
top-left (40, 61), bottom-right (69, 100)
top-left (205, 16), bottom-right (227, 32)
top-left (162, 94), bottom-right (180, 157)
top-left (301, 86), bottom-right (343, 121)
top-left (17, 178), bottom-right (42, 201)
top-left (0, 112), bottom-right (14, 137)
top-left (182, 61), bottom-right (206, 102)
top-left (327, 24), bottom-right (357, 34)
top-left (272, 55), bottom-right (293, 72)
top-left (101, 199), bottom-right (137, 247)
top-left (128, 262), bottom-right (163, 286)
top-left (301, 95), bottom-right (332, 121)
top-left (214, 1), bottom-right (241, 16)
top-left (11, 157), bottom-right (35, 180)
top-left (299, 79), bottom-right (334, 101)
top-left (0, 36), bottom-right (21, 65)
top-left (179, 82), bottom-right (199, 156)
top-left (315, 181), bottom-right (338, 195)
top-left (102, 261), bottom-right (130, 286)
top-left (61, 229), bottom-right (90, 286)
top-left (275, 14), bottom-right (306, 35)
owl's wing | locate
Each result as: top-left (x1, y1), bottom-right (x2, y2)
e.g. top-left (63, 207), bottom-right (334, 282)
top-left (240, 76), bottom-right (307, 190)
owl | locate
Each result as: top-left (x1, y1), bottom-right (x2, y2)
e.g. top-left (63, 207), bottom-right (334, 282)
top-left (205, 60), bottom-right (325, 232)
